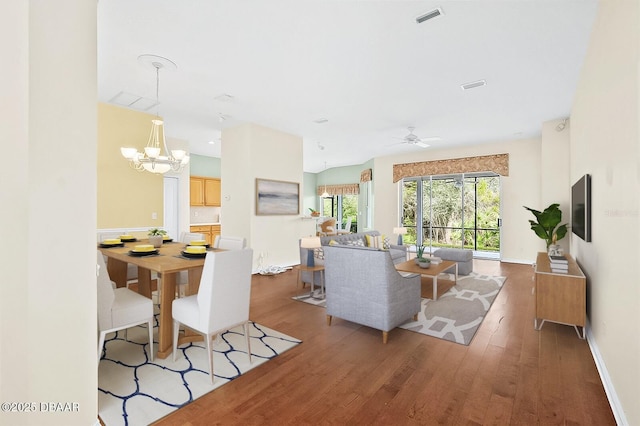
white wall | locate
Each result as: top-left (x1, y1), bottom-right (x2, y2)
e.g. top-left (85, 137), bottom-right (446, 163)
top-left (0, 1), bottom-right (98, 425)
top-left (570, 1), bottom-right (639, 424)
top-left (221, 123), bottom-right (308, 269)
top-left (373, 138), bottom-right (542, 263)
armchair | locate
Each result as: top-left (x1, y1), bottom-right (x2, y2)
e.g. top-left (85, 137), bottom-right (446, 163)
top-left (323, 245), bottom-right (421, 343)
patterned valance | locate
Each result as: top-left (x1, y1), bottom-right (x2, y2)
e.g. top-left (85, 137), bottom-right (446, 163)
top-left (317, 183), bottom-right (360, 196)
top-left (360, 168), bottom-right (372, 182)
top-left (392, 153), bottom-right (509, 182)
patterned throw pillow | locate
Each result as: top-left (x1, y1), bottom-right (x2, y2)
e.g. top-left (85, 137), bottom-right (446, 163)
top-left (345, 239), bottom-right (365, 247)
top-left (314, 247), bottom-right (324, 259)
top-left (365, 234), bottom-right (390, 250)
top-left (382, 235), bottom-right (390, 250)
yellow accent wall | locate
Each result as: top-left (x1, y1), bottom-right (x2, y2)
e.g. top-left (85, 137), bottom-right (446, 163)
top-left (98, 103), bottom-right (164, 228)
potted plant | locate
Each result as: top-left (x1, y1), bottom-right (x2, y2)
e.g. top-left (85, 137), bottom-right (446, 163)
top-left (309, 208), bottom-right (320, 217)
top-left (148, 228), bottom-right (167, 248)
top-left (523, 203), bottom-right (568, 251)
top-left (414, 244), bottom-right (431, 268)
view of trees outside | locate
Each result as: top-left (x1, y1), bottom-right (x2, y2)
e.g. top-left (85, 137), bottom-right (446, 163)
top-left (322, 195), bottom-right (358, 232)
top-left (401, 174), bottom-right (500, 253)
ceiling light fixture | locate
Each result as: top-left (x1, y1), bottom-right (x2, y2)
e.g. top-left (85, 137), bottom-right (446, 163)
top-left (416, 7), bottom-right (443, 24)
top-left (120, 55), bottom-right (189, 174)
top-left (555, 118), bottom-right (569, 131)
top-left (461, 79), bottom-right (487, 90)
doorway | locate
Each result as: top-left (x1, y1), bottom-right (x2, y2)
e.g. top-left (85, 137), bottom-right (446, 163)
top-left (163, 177), bottom-right (179, 239)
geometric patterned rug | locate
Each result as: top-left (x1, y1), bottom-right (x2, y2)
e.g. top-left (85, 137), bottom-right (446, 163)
top-left (98, 304), bottom-right (301, 426)
top-left (293, 272), bottom-right (505, 346)
top-left (398, 272), bottom-right (506, 345)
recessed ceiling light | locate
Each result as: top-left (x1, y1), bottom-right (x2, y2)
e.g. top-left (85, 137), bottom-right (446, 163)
top-left (208, 140), bottom-right (215, 145)
top-left (416, 8), bottom-right (443, 24)
top-left (214, 93), bottom-right (234, 102)
top-left (313, 118), bottom-right (329, 124)
top-left (461, 79), bottom-right (487, 91)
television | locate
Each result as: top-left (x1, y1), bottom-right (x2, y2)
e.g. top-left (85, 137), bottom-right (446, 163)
top-left (571, 174), bottom-right (591, 242)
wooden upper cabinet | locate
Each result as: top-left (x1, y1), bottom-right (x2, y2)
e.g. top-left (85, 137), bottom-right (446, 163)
top-left (204, 178), bottom-right (221, 206)
top-left (190, 176), bottom-right (221, 206)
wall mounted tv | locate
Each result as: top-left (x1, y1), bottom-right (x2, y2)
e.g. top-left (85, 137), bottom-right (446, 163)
top-left (571, 174), bottom-right (591, 242)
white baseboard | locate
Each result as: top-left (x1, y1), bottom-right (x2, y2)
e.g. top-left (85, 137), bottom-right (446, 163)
top-left (585, 319), bottom-right (629, 425)
top-left (499, 257), bottom-right (534, 265)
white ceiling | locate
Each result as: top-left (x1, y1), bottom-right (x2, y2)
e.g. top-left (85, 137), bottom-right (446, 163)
top-left (98, 0), bottom-right (597, 173)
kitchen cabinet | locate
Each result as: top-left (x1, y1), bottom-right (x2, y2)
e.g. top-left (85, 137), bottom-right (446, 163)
top-left (190, 176), bottom-right (221, 206)
top-left (189, 224), bottom-right (221, 246)
top-left (534, 252), bottom-right (586, 339)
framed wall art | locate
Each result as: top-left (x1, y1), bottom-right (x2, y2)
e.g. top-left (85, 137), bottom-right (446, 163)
top-left (255, 178), bottom-right (300, 215)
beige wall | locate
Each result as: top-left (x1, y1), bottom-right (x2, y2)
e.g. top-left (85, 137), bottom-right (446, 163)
top-left (373, 138), bottom-right (542, 263)
top-left (98, 103), bottom-right (165, 229)
top-left (0, 1), bottom-right (98, 424)
top-left (570, 1), bottom-right (639, 424)
top-left (221, 123), bottom-right (307, 268)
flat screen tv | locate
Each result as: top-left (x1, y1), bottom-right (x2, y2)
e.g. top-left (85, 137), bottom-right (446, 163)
top-left (571, 174), bottom-right (591, 242)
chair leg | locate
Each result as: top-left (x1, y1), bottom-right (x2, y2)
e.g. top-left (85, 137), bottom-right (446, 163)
top-left (326, 315), bottom-right (332, 326)
top-left (382, 331), bottom-right (388, 344)
top-left (206, 333), bottom-right (215, 384)
top-left (244, 322), bottom-right (252, 364)
top-left (172, 320), bottom-right (180, 362)
top-left (148, 319), bottom-right (154, 361)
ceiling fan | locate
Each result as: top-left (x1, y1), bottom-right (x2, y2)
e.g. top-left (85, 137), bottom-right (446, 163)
top-left (395, 127), bottom-right (439, 148)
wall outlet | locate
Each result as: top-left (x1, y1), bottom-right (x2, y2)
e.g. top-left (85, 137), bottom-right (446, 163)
top-left (151, 212), bottom-right (157, 220)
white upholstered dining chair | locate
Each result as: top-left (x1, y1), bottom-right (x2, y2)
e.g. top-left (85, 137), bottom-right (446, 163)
top-left (172, 248), bottom-right (254, 383)
top-left (97, 251), bottom-right (154, 362)
top-left (213, 235), bottom-right (247, 250)
top-left (336, 217), bottom-right (353, 235)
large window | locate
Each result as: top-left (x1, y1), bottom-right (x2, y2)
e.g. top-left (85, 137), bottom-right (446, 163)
top-left (401, 173), bottom-right (501, 257)
top-left (321, 194), bottom-right (358, 232)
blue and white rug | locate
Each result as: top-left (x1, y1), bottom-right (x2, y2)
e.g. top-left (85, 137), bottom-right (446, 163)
top-left (98, 305), bottom-right (301, 426)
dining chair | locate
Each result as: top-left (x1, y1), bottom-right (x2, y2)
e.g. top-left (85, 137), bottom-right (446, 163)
top-left (336, 217), bottom-right (353, 235)
top-left (98, 232), bottom-right (139, 287)
top-left (179, 231), bottom-right (206, 244)
top-left (97, 250), bottom-right (154, 362)
top-left (172, 248), bottom-right (254, 383)
top-left (175, 232), bottom-right (206, 297)
top-left (213, 235), bottom-right (247, 250)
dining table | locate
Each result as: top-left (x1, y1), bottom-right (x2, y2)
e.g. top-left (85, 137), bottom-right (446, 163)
top-left (98, 239), bottom-right (221, 359)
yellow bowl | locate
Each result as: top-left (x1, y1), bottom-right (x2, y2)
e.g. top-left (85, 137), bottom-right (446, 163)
top-left (120, 234), bottom-right (134, 240)
top-left (133, 244), bottom-right (155, 252)
top-left (103, 238), bottom-right (121, 244)
top-left (189, 240), bottom-right (207, 246)
top-left (163, 235), bottom-right (172, 240)
top-left (185, 245), bottom-right (207, 254)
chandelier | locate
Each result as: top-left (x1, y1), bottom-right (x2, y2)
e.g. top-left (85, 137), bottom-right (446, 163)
top-left (120, 55), bottom-right (189, 174)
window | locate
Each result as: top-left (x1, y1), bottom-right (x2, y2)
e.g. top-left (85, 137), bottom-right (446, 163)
top-left (321, 194), bottom-right (358, 232)
top-left (401, 173), bottom-right (501, 258)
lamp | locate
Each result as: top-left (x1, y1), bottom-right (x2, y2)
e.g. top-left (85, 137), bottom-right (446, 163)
top-left (393, 227), bottom-right (407, 245)
top-left (300, 236), bottom-right (321, 267)
top-left (120, 55), bottom-right (190, 174)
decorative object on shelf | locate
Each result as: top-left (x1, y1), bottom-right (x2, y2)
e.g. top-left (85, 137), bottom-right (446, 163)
top-left (523, 203), bottom-right (568, 250)
top-left (300, 236), bottom-right (322, 267)
top-left (309, 208), bottom-right (320, 217)
top-left (120, 54), bottom-right (190, 174)
top-left (414, 244), bottom-right (431, 268)
top-left (393, 226), bottom-right (407, 245)
top-left (256, 178), bottom-right (300, 215)
top-left (148, 228), bottom-right (167, 248)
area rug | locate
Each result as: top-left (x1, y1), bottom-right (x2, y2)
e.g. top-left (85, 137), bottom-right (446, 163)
top-left (293, 272), bottom-right (505, 346)
top-left (98, 305), bottom-right (301, 426)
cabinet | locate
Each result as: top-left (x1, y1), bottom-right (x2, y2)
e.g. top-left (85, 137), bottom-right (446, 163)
top-left (534, 252), bottom-right (586, 339)
top-left (189, 224), bottom-right (221, 246)
top-left (190, 177), bottom-right (221, 206)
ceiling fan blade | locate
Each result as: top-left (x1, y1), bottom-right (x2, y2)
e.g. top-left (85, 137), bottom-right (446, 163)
top-left (415, 141), bottom-right (430, 148)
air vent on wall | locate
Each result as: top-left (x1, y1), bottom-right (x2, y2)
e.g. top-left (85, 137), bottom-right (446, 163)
top-left (461, 79), bottom-right (487, 91)
top-left (416, 8), bottom-right (443, 24)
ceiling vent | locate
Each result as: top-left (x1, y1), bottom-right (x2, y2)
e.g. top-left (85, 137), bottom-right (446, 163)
top-left (416, 8), bottom-right (443, 24)
top-left (109, 91), bottom-right (159, 111)
top-left (313, 118), bottom-right (329, 124)
top-left (461, 79), bottom-right (487, 91)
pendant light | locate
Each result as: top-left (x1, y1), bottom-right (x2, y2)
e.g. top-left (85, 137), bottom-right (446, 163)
top-left (321, 162), bottom-right (329, 197)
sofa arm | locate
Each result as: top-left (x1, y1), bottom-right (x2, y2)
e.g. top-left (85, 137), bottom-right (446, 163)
top-left (389, 244), bottom-right (407, 252)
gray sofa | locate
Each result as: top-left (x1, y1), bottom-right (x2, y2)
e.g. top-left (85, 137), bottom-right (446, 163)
top-left (299, 231), bottom-right (408, 286)
top-left (432, 248), bottom-right (473, 275)
top-left (323, 245), bottom-right (421, 343)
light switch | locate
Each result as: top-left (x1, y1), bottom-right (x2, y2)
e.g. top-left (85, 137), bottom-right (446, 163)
top-left (152, 212), bottom-right (157, 220)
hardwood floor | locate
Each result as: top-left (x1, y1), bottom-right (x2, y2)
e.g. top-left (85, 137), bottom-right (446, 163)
top-left (153, 260), bottom-right (615, 425)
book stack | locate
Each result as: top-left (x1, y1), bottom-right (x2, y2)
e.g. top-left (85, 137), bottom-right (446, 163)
top-left (549, 254), bottom-right (569, 273)
top-left (427, 256), bottom-right (442, 264)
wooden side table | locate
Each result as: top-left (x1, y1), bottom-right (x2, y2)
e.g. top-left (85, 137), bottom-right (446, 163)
top-left (534, 252), bottom-right (586, 339)
top-left (297, 264), bottom-right (325, 299)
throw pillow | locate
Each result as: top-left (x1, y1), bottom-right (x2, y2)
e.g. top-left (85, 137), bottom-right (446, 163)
top-left (314, 247), bottom-right (324, 259)
top-left (328, 240), bottom-right (339, 246)
top-left (345, 239), bottom-right (365, 247)
top-left (382, 235), bottom-right (390, 250)
top-left (366, 235), bottom-right (389, 250)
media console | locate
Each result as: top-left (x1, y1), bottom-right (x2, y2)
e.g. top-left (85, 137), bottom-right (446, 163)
top-left (534, 252), bottom-right (586, 339)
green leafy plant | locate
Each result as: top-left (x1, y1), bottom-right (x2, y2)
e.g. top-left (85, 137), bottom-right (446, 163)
top-left (308, 208), bottom-right (320, 216)
top-left (415, 244), bottom-right (430, 262)
top-left (523, 203), bottom-right (568, 248)
top-left (148, 228), bottom-right (167, 236)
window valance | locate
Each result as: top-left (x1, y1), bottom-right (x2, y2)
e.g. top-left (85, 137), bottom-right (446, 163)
top-left (316, 183), bottom-right (360, 196)
top-left (360, 168), bottom-right (372, 182)
top-left (392, 153), bottom-right (509, 182)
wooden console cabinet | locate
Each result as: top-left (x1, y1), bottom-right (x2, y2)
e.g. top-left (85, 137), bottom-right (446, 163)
top-left (534, 252), bottom-right (586, 339)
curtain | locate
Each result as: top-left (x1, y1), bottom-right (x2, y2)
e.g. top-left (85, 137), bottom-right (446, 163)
top-left (392, 153), bottom-right (509, 182)
top-left (316, 183), bottom-right (360, 196)
top-left (360, 168), bottom-right (372, 182)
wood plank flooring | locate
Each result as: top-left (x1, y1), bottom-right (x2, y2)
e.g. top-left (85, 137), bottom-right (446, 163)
top-left (152, 260), bottom-right (615, 425)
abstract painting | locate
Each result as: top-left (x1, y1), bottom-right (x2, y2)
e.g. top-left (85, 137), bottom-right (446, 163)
top-left (255, 178), bottom-right (300, 215)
